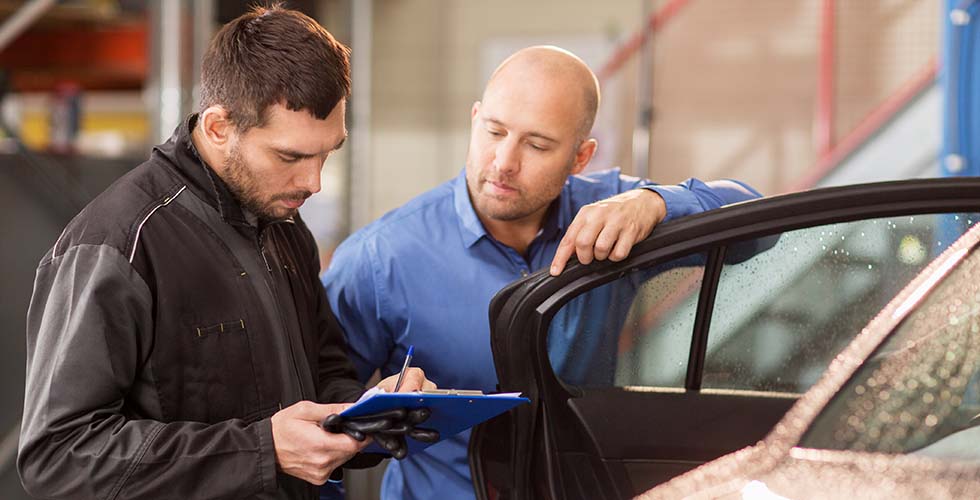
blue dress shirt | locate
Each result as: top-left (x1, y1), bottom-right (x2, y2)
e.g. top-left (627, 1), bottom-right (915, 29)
top-left (322, 168), bottom-right (760, 500)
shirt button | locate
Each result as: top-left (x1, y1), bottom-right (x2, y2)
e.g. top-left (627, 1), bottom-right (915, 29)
top-left (520, 269), bottom-right (529, 277)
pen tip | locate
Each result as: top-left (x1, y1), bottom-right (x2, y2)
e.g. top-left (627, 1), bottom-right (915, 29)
top-left (407, 345), bottom-right (414, 356)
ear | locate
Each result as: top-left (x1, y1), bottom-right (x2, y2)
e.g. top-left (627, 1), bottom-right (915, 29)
top-left (198, 105), bottom-right (236, 150)
top-left (570, 138), bottom-right (597, 175)
top-left (471, 101), bottom-right (481, 121)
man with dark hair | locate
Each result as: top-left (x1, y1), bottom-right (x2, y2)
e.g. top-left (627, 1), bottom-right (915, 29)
top-left (17, 6), bottom-right (427, 499)
top-left (323, 46), bottom-right (762, 499)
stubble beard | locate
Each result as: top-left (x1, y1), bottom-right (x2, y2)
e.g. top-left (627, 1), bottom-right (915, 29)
top-left (468, 154), bottom-right (575, 223)
top-left (222, 145), bottom-right (294, 222)
top-left (473, 175), bottom-right (550, 222)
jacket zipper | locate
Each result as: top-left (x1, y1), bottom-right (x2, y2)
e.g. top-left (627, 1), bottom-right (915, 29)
top-left (255, 223), bottom-right (310, 400)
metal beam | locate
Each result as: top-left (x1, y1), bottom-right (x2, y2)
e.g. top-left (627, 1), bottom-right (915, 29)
top-left (0, 0), bottom-right (56, 53)
top-left (815, 0), bottom-right (836, 158)
top-left (348, 0), bottom-right (373, 231)
top-left (942, 0), bottom-right (980, 177)
top-left (191, 0), bottom-right (216, 112)
top-left (148, 0), bottom-right (186, 143)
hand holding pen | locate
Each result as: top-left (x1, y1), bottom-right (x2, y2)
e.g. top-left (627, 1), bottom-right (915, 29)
top-left (376, 345), bottom-right (436, 393)
top-left (393, 345), bottom-right (414, 391)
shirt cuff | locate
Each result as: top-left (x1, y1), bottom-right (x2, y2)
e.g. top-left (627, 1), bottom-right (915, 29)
top-left (639, 185), bottom-right (698, 224)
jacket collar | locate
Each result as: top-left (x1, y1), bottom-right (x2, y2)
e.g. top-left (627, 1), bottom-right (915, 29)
top-left (153, 113), bottom-right (254, 228)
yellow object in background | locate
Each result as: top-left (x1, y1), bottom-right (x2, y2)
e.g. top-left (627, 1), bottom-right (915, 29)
top-left (19, 111), bottom-right (48, 150)
top-left (19, 110), bottom-right (147, 155)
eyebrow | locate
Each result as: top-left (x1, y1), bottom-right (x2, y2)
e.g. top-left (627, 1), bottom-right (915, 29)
top-left (272, 135), bottom-right (347, 159)
top-left (484, 118), bottom-right (559, 144)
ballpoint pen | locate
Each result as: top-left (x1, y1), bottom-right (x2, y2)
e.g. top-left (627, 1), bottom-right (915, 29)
top-left (393, 345), bottom-right (415, 392)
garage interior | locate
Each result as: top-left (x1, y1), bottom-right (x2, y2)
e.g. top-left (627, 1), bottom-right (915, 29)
top-left (0, 1), bottom-right (972, 498)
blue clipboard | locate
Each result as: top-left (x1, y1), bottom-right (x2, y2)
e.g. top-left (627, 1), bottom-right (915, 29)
top-left (340, 391), bottom-right (529, 455)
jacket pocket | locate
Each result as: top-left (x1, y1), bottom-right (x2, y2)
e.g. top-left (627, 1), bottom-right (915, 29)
top-left (194, 319), bottom-right (246, 338)
top-left (165, 316), bottom-right (260, 423)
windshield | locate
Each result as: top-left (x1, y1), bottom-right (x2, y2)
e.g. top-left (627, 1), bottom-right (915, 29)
top-left (799, 241), bottom-right (980, 461)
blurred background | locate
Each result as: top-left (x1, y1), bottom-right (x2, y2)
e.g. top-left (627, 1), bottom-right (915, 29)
top-left (0, 0), bottom-right (972, 498)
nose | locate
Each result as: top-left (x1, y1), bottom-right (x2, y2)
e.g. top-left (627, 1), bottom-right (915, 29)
top-left (493, 137), bottom-right (520, 175)
top-left (297, 159), bottom-right (323, 195)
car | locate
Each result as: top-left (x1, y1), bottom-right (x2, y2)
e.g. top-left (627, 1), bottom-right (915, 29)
top-left (469, 177), bottom-right (980, 500)
top-left (641, 212), bottom-right (980, 499)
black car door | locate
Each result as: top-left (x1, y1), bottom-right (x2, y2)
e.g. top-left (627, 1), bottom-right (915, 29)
top-left (470, 178), bottom-right (980, 500)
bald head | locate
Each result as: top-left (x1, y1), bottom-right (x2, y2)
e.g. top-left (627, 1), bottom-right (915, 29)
top-left (485, 46), bottom-right (600, 140)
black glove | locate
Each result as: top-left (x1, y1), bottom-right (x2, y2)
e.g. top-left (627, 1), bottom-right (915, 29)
top-left (321, 408), bottom-right (440, 460)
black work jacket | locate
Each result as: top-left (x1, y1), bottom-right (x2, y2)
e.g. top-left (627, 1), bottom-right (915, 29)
top-left (18, 115), bottom-right (364, 499)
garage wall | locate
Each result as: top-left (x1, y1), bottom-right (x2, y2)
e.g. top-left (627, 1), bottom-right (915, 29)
top-left (353, 0), bottom-right (940, 226)
top-left (363, 0), bottom-right (645, 224)
top-left (646, 0), bottom-right (940, 194)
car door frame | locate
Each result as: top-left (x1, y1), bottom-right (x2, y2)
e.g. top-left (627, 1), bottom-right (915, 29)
top-left (470, 177), bottom-right (980, 500)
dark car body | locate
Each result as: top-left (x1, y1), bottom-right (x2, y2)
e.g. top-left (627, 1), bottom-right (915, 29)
top-left (469, 177), bottom-right (980, 500)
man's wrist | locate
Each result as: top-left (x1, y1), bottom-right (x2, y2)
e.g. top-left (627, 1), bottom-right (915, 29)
top-left (637, 187), bottom-right (668, 224)
top-left (637, 185), bottom-right (670, 225)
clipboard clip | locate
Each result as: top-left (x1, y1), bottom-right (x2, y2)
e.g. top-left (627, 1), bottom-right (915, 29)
top-left (419, 388), bottom-right (484, 396)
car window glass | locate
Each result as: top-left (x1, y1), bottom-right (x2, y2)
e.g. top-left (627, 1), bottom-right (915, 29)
top-left (546, 253), bottom-right (707, 388)
top-left (704, 213), bottom-right (979, 394)
top-left (799, 242), bottom-right (980, 460)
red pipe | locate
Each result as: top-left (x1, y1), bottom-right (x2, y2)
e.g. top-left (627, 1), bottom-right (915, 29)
top-left (815, 0), bottom-right (836, 158)
top-left (791, 57), bottom-right (939, 192)
top-left (596, 0), bottom-right (692, 82)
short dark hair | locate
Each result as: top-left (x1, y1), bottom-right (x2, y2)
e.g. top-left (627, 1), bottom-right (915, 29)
top-left (200, 4), bottom-right (351, 132)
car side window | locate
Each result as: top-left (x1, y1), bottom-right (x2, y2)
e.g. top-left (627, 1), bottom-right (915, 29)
top-left (547, 253), bottom-right (707, 388)
top-left (704, 213), bottom-right (979, 394)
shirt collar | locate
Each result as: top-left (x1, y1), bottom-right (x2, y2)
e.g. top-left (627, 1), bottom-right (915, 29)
top-left (540, 194), bottom-right (566, 242)
top-left (452, 170), bottom-right (487, 247)
top-left (452, 169), bottom-right (574, 248)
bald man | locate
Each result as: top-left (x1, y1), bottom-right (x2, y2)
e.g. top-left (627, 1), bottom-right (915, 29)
top-left (321, 46), bottom-right (761, 499)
